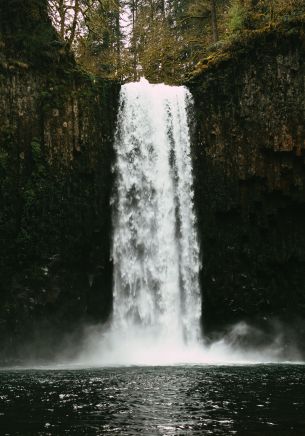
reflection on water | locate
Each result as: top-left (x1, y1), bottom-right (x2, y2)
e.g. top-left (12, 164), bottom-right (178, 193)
top-left (0, 365), bottom-right (304, 435)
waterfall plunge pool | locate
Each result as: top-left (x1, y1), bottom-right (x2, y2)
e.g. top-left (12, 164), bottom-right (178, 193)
top-left (1, 365), bottom-right (305, 435)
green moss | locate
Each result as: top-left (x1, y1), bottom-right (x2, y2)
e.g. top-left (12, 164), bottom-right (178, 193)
top-left (0, 149), bottom-right (8, 169)
top-left (189, 18), bottom-right (305, 81)
top-left (228, 1), bottom-right (247, 33)
top-left (30, 139), bottom-right (42, 161)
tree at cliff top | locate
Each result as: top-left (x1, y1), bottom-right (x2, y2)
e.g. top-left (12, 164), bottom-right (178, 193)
top-left (130, 0), bottom-right (180, 82)
top-left (227, 0), bottom-right (305, 34)
top-left (48, 0), bottom-right (123, 78)
top-left (134, 0), bottom-right (305, 81)
top-left (45, 0), bottom-right (305, 81)
top-left (45, 0), bottom-right (228, 81)
top-left (48, 0), bottom-right (82, 48)
top-left (122, 0), bottom-right (228, 82)
top-left (77, 0), bottom-right (123, 78)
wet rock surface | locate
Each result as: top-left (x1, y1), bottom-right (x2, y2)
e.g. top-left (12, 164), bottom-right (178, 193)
top-left (0, 53), bottom-right (119, 362)
top-left (189, 25), bottom-right (305, 348)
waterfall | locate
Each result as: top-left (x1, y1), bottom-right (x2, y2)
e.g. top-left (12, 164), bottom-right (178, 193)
top-left (75, 79), bottom-right (289, 365)
top-left (111, 78), bottom-right (201, 353)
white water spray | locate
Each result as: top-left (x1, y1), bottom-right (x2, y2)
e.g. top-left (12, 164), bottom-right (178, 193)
top-left (111, 78), bottom-right (201, 351)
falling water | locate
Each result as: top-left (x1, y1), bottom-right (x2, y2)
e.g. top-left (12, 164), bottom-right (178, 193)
top-left (74, 79), bottom-right (292, 366)
top-left (111, 78), bottom-right (201, 354)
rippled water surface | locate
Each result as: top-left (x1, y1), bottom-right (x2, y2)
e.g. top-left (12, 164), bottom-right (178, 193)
top-left (0, 365), bottom-right (305, 435)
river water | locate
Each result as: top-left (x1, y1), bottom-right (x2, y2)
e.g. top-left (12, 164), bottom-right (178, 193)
top-left (1, 365), bottom-right (305, 435)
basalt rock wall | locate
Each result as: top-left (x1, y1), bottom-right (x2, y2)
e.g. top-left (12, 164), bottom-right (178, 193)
top-left (189, 23), bottom-right (305, 345)
top-left (0, 60), bottom-right (119, 363)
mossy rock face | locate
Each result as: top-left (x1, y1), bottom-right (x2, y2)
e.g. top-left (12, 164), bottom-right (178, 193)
top-left (0, 0), bottom-right (74, 70)
top-left (188, 24), bottom-right (305, 350)
top-left (0, 49), bottom-right (120, 363)
top-left (189, 19), bottom-right (305, 81)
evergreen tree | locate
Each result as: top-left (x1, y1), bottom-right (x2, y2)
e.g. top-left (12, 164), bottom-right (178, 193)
top-left (44, 0), bottom-right (305, 82)
top-left (48, 0), bottom-right (82, 48)
top-left (77, 0), bottom-right (123, 78)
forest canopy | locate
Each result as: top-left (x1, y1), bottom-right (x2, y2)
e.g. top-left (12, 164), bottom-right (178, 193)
top-left (3, 0), bottom-right (305, 83)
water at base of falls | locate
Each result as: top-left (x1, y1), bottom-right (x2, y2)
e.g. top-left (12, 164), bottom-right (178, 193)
top-left (2, 366), bottom-right (305, 435)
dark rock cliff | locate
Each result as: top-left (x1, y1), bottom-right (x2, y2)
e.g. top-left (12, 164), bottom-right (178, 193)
top-left (0, 26), bottom-right (119, 361)
top-left (189, 21), bottom-right (305, 348)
